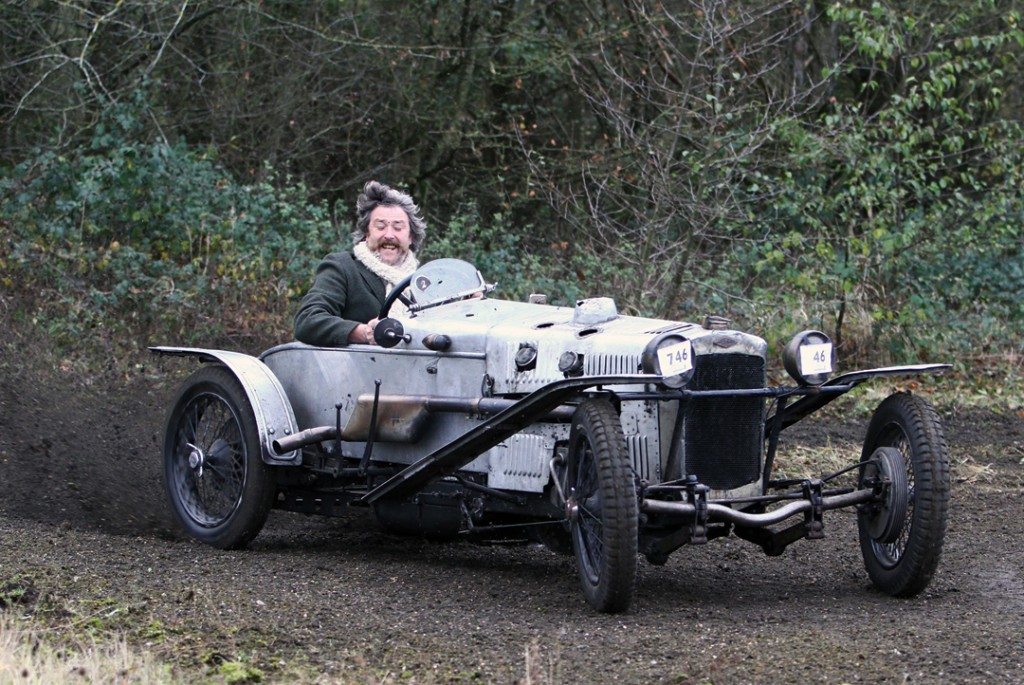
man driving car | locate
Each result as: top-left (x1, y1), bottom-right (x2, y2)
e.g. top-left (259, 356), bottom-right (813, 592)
top-left (294, 181), bottom-right (426, 347)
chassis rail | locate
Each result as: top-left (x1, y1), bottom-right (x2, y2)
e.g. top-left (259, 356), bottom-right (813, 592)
top-left (283, 364), bottom-right (949, 509)
top-left (358, 374), bottom-right (663, 504)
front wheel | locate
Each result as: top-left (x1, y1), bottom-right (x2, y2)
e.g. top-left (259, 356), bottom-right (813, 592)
top-left (163, 366), bottom-right (276, 549)
top-left (567, 398), bottom-right (638, 613)
top-left (857, 392), bottom-right (949, 597)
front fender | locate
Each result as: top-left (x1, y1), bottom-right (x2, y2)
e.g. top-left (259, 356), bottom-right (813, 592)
top-left (771, 363), bottom-right (952, 429)
top-left (150, 346), bottom-right (301, 464)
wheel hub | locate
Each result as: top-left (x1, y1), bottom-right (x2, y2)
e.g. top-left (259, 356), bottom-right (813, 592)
top-left (186, 442), bottom-right (204, 477)
top-left (862, 446), bottom-right (909, 543)
top-left (565, 496), bottom-right (579, 522)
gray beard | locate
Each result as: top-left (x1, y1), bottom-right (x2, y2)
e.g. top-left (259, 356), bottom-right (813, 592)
top-left (373, 247), bottom-right (407, 265)
top-left (353, 240), bottom-right (419, 286)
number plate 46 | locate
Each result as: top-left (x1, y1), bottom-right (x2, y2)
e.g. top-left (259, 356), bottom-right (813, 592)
top-left (800, 343), bottom-right (833, 375)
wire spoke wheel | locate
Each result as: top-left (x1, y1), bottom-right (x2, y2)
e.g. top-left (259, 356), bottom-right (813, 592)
top-left (572, 443), bottom-right (603, 579)
top-left (171, 399), bottom-right (246, 527)
top-left (163, 366), bottom-right (276, 549)
top-left (567, 398), bottom-right (638, 613)
top-left (857, 392), bottom-right (950, 597)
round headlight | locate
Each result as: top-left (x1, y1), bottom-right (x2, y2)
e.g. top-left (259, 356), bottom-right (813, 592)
top-left (641, 334), bottom-right (695, 388)
top-left (783, 330), bottom-right (835, 386)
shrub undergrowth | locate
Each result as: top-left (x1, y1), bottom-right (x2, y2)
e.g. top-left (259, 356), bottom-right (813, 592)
top-left (0, 91), bottom-right (1020, 373)
top-left (0, 99), bottom-right (335, 354)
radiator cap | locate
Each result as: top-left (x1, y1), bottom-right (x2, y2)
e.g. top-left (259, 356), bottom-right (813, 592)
top-left (574, 297), bottom-right (618, 325)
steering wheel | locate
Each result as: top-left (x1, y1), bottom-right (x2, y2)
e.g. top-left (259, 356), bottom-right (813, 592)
top-left (377, 273), bottom-right (416, 320)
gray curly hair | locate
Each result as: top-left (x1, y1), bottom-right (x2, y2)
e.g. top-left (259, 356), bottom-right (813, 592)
top-left (351, 180), bottom-right (427, 252)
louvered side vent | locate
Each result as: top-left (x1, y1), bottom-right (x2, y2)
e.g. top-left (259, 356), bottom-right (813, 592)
top-left (627, 434), bottom-right (660, 483)
top-left (683, 354), bottom-right (765, 490)
top-left (585, 354), bottom-right (641, 376)
top-left (487, 434), bottom-right (554, 493)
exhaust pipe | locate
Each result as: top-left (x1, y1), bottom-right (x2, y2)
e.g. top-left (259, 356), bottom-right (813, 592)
top-left (272, 396), bottom-right (576, 456)
top-left (272, 426), bottom-right (338, 455)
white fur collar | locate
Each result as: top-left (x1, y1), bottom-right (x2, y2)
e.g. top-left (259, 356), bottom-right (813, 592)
top-left (353, 241), bottom-right (419, 317)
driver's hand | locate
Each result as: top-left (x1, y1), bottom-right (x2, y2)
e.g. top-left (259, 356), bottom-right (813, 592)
top-left (364, 318), bottom-right (381, 344)
top-left (349, 321), bottom-right (379, 345)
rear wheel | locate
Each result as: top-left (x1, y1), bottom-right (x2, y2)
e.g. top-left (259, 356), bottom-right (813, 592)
top-left (857, 392), bottom-right (949, 597)
top-left (567, 399), bottom-right (638, 613)
top-left (163, 366), bottom-right (276, 549)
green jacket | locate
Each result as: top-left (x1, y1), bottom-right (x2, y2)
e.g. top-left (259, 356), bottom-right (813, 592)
top-left (294, 251), bottom-right (385, 346)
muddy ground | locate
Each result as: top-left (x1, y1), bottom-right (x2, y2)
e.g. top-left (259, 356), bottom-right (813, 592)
top-left (1, 349), bottom-right (1022, 683)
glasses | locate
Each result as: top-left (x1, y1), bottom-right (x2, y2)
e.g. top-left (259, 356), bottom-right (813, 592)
top-left (371, 219), bottom-right (408, 231)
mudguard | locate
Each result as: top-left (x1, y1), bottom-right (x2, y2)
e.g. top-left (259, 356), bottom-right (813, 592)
top-left (771, 363), bottom-right (952, 429)
top-left (149, 346), bottom-right (301, 464)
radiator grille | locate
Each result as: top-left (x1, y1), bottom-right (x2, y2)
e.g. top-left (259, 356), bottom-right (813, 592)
top-left (684, 354), bottom-right (765, 489)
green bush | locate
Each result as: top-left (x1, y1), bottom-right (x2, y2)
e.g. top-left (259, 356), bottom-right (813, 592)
top-left (0, 99), bottom-right (336, 348)
top-left (722, 5), bottom-right (1024, 362)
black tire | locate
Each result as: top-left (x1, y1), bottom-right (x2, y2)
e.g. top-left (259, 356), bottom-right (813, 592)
top-left (567, 398), bottom-right (638, 613)
top-left (163, 365), bottom-right (276, 549)
top-left (857, 392), bottom-right (949, 597)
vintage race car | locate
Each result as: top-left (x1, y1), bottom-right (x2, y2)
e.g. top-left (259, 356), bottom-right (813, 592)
top-left (153, 259), bottom-right (950, 613)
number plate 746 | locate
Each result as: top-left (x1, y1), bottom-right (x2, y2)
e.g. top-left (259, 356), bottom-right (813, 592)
top-left (659, 340), bottom-right (693, 376)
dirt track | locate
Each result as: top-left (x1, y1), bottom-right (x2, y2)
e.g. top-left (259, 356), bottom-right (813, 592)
top-left (1, 352), bottom-right (1023, 683)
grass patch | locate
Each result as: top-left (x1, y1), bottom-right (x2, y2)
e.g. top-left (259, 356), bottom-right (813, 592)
top-left (773, 430), bottom-right (1011, 490)
top-left (216, 660), bottom-right (265, 684)
top-left (522, 638), bottom-right (562, 685)
top-left (0, 575), bottom-right (39, 610)
top-left (0, 570), bottom-right (329, 684)
top-left (0, 612), bottom-right (176, 684)
top-left (774, 440), bottom-right (857, 482)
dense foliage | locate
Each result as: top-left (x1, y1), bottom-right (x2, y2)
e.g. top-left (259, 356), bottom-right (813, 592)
top-left (1, 1), bottom-right (1021, 361)
top-left (1, 98), bottom-right (335, 346)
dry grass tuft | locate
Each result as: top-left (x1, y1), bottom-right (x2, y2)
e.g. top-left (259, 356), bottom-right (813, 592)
top-left (950, 456), bottom-right (997, 485)
top-left (0, 613), bottom-right (175, 685)
top-left (777, 439), bottom-right (1004, 487)
top-left (520, 638), bottom-right (562, 685)
top-left (773, 439), bottom-right (858, 482)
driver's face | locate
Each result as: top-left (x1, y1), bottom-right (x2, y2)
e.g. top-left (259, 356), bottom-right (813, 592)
top-left (365, 205), bottom-right (412, 266)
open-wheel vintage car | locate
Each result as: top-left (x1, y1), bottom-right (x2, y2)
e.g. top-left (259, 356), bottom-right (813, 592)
top-left (153, 259), bottom-right (951, 613)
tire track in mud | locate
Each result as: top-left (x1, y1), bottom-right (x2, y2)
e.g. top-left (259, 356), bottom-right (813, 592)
top-left (0, 359), bottom-right (173, 536)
